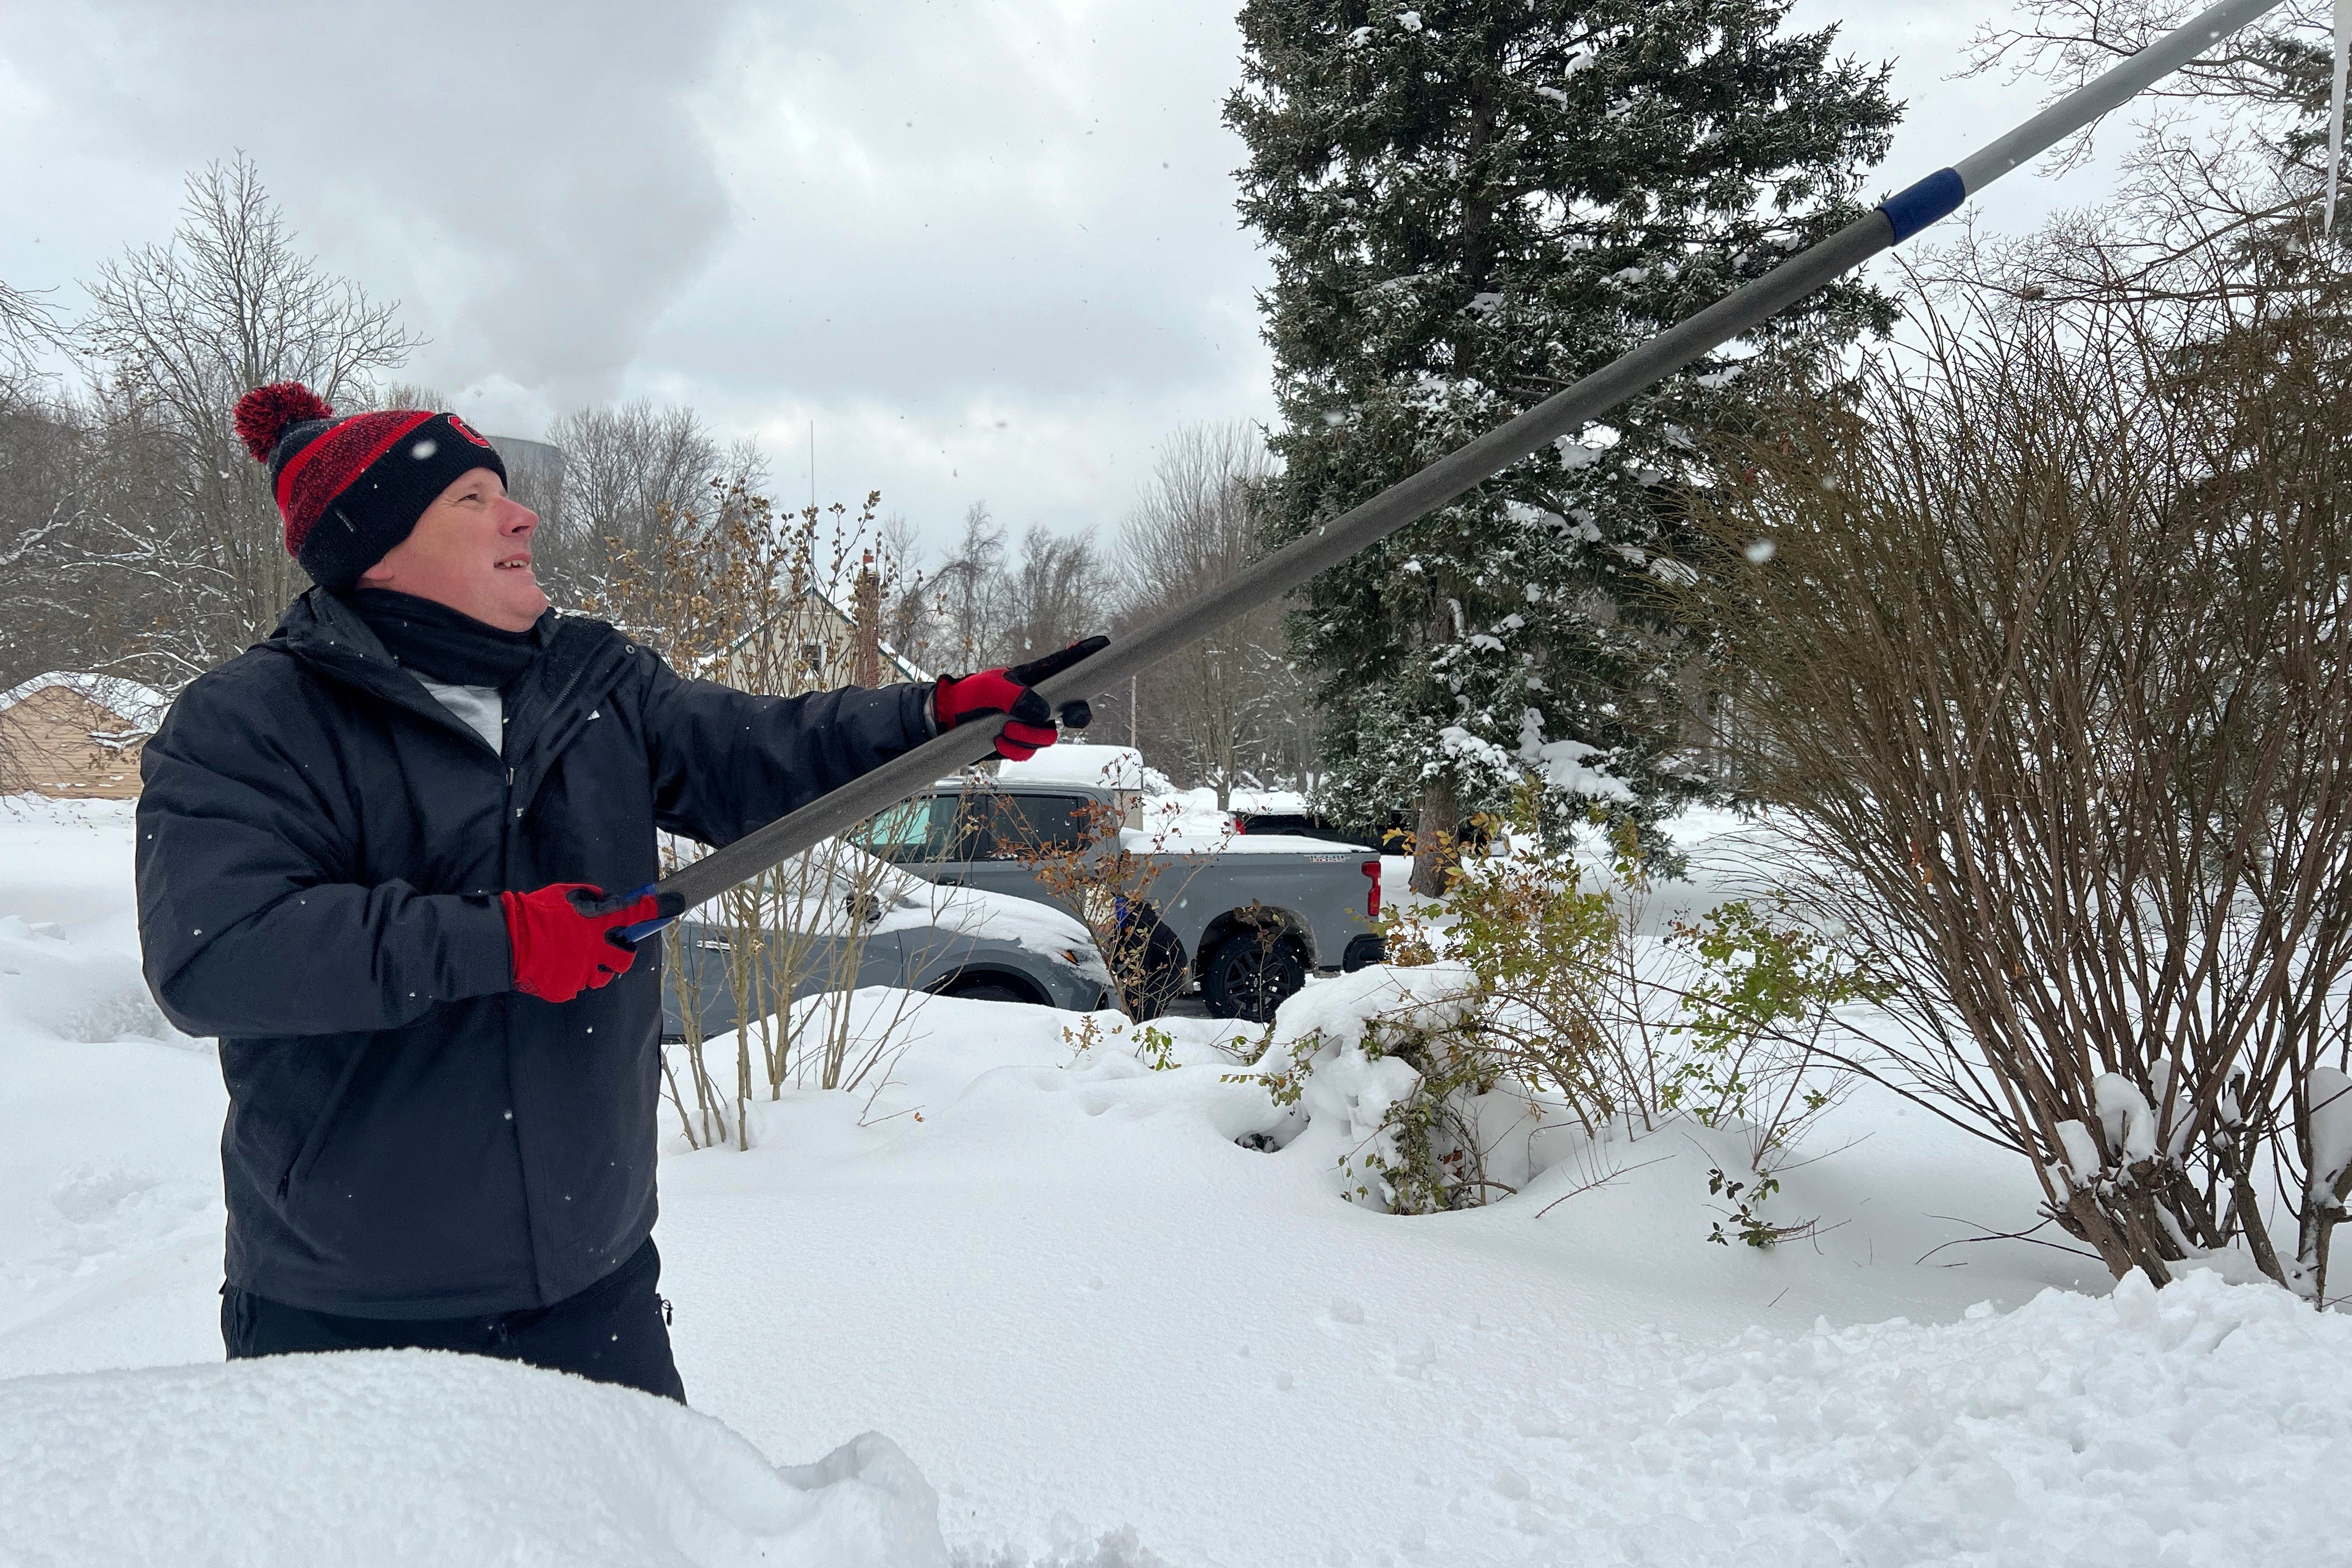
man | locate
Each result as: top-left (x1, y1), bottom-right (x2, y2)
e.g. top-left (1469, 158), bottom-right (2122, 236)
top-left (136, 383), bottom-right (1098, 1401)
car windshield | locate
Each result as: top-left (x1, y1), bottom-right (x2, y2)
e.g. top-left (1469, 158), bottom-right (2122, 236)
top-left (852, 792), bottom-right (1098, 862)
top-left (848, 796), bottom-right (958, 863)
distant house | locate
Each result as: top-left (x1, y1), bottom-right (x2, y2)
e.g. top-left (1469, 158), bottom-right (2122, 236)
top-left (718, 576), bottom-right (926, 694)
top-left (0, 674), bottom-right (170, 799)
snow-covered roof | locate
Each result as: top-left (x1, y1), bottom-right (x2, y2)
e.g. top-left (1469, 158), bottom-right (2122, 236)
top-left (720, 586), bottom-right (928, 684)
top-left (996, 743), bottom-right (1169, 793)
top-left (0, 673), bottom-right (170, 732)
top-left (1227, 788), bottom-right (1312, 816)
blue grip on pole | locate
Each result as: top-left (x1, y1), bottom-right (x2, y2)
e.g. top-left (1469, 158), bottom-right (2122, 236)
top-left (613, 883), bottom-right (676, 948)
top-left (1878, 167), bottom-right (1966, 245)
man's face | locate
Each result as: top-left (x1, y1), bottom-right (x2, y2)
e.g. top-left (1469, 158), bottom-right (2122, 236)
top-left (355, 467), bottom-right (547, 632)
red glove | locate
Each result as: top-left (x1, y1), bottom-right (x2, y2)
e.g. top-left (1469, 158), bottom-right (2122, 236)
top-left (500, 883), bottom-right (681, 1003)
top-left (934, 636), bottom-right (1108, 761)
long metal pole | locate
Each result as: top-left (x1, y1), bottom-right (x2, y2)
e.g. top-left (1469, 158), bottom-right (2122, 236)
top-left (627, 0), bottom-right (2289, 935)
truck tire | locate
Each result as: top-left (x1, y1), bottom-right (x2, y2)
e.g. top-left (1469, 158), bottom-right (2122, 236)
top-left (1200, 932), bottom-right (1307, 1023)
top-left (1118, 914), bottom-right (1190, 1022)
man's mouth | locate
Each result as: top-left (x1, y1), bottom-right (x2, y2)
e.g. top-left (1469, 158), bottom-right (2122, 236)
top-left (495, 555), bottom-right (533, 572)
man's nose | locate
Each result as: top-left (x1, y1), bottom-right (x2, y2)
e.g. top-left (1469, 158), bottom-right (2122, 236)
top-left (500, 499), bottom-right (539, 534)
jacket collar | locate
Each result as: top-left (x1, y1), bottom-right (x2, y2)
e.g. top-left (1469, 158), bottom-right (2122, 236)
top-left (263, 589), bottom-right (472, 743)
top-left (263, 589), bottom-right (629, 782)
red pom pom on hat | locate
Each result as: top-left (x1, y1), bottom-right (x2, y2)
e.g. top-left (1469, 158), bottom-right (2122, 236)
top-left (233, 382), bottom-right (335, 464)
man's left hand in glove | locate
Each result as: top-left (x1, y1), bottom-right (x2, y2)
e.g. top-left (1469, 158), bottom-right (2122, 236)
top-left (933, 636), bottom-right (1108, 761)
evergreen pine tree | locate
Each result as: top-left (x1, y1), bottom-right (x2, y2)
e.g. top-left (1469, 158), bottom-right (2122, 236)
top-left (1227, 0), bottom-right (1898, 888)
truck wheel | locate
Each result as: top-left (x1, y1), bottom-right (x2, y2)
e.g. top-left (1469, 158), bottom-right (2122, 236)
top-left (1200, 932), bottom-right (1307, 1023)
top-left (1118, 915), bottom-right (1189, 1022)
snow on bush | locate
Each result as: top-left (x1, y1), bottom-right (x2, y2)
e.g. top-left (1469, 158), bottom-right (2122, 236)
top-left (2, 1350), bottom-right (949, 1568)
top-left (1240, 814), bottom-right (1869, 1228)
top-left (1248, 963), bottom-right (1492, 1207)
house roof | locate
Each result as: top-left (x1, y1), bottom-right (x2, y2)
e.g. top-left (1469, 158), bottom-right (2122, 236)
top-left (0, 673), bottom-right (171, 732)
top-left (722, 584), bottom-right (929, 683)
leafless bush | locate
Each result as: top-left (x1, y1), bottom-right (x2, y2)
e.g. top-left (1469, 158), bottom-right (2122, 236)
top-left (600, 484), bottom-right (936, 1148)
top-left (1688, 292), bottom-right (2352, 1297)
top-left (978, 779), bottom-right (1214, 1020)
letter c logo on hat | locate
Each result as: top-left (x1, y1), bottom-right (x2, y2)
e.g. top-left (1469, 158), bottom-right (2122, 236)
top-left (446, 414), bottom-right (493, 449)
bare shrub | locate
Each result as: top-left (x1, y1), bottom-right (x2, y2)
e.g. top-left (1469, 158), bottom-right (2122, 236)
top-left (593, 483), bottom-right (931, 1148)
top-left (1688, 293), bottom-right (2352, 1296)
top-left (974, 776), bottom-right (1214, 1021)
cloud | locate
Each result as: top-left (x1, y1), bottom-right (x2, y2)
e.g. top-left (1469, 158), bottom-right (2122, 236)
top-left (635, 2), bottom-right (1279, 541)
top-left (0, 0), bottom-right (1279, 547)
top-left (0, 1), bottom-right (2134, 555)
top-left (0, 0), bottom-right (738, 412)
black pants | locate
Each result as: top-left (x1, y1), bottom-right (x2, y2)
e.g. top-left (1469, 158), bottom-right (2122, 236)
top-left (221, 1238), bottom-right (686, 1403)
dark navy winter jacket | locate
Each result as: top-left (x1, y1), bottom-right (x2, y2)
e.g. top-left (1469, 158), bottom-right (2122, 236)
top-left (136, 589), bottom-right (931, 1318)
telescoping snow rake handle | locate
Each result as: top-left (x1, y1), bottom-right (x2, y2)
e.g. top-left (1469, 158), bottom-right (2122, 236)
top-left (618, 0), bottom-right (2294, 945)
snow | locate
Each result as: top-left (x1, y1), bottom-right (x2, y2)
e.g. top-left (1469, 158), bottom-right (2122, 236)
top-left (2094, 1072), bottom-right (2157, 1164)
top-left (1182, 831), bottom-right (1366, 855)
top-left (1225, 787), bottom-right (1310, 816)
top-left (1516, 710), bottom-right (1633, 802)
top-left (2308, 1066), bottom-right (2352, 1198)
top-left (895, 882), bottom-right (1108, 984)
top-left (2056, 1118), bottom-right (2104, 1186)
top-left (3, 1351), bottom-right (948, 1567)
top-left (1251, 963), bottom-right (1483, 1206)
top-left (700, 833), bottom-right (1104, 978)
top-left (10, 801), bottom-right (2352, 1564)
top-left (994, 742), bottom-right (1161, 792)
top-left (1121, 786), bottom-right (1240, 849)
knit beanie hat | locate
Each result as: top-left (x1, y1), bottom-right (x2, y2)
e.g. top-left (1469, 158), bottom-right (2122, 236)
top-left (234, 382), bottom-right (510, 592)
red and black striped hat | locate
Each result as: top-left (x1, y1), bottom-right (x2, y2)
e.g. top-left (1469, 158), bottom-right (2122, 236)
top-left (233, 382), bottom-right (509, 592)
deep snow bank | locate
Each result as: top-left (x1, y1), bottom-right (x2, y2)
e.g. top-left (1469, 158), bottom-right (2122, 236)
top-left (0, 913), bottom-right (181, 1046)
top-left (1524, 1268), bottom-right (2352, 1565)
top-left (1, 1350), bottom-right (949, 1568)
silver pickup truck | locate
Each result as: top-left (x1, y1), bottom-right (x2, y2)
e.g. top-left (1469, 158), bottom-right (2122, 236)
top-left (846, 763), bottom-right (1385, 1022)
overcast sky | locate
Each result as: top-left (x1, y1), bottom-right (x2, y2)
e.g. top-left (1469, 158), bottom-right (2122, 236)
top-left (0, 1), bottom-right (2146, 556)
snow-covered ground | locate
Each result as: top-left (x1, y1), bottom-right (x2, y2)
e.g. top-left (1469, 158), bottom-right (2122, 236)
top-left (6, 794), bottom-right (2351, 1566)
